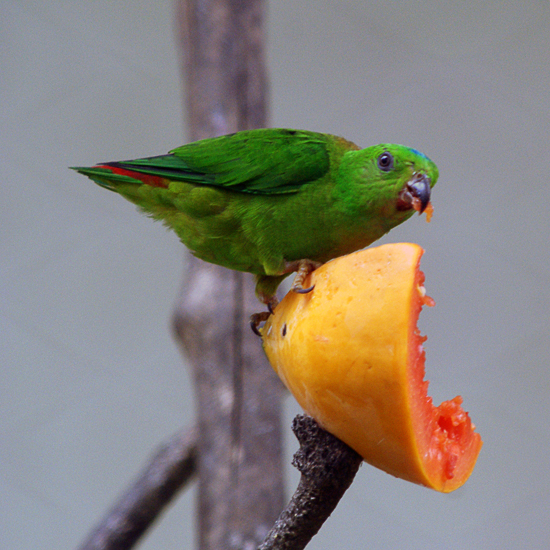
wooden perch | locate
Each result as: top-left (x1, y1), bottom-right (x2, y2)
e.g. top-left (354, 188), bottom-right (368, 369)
top-left (258, 415), bottom-right (363, 550)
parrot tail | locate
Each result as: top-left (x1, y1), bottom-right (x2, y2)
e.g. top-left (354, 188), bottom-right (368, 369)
top-left (70, 163), bottom-right (169, 191)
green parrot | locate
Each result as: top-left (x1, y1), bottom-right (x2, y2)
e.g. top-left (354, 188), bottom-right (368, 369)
top-left (72, 128), bottom-right (438, 326)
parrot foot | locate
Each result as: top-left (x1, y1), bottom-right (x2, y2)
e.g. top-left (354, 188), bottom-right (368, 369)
top-left (288, 259), bottom-right (322, 294)
top-left (251, 259), bottom-right (320, 336)
top-left (250, 296), bottom-right (279, 336)
top-left (250, 311), bottom-right (271, 337)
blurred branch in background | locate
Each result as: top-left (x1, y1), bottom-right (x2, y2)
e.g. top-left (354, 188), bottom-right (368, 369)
top-left (173, 1), bottom-right (286, 549)
top-left (78, 428), bottom-right (198, 550)
top-left (76, 416), bottom-right (362, 550)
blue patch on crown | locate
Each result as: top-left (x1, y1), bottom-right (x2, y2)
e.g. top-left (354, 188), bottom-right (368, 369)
top-left (410, 148), bottom-right (428, 160)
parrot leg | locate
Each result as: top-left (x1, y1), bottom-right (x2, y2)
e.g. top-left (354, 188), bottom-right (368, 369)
top-left (286, 259), bottom-right (322, 294)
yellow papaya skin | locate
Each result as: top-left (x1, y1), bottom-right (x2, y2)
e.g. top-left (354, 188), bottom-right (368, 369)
top-left (262, 243), bottom-right (482, 492)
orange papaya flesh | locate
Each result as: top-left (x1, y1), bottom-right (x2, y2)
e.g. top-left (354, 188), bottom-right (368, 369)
top-left (261, 243), bottom-right (482, 492)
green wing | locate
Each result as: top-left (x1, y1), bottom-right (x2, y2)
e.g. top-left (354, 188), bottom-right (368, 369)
top-left (108, 128), bottom-right (332, 195)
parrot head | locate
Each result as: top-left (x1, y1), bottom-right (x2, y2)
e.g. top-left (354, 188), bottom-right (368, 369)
top-left (334, 143), bottom-right (438, 225)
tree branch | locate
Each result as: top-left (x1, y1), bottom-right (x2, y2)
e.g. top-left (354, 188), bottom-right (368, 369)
top-left (258, 415), bottom-right (363, 550)
top-left (78, 427), bottom-right (198, 550)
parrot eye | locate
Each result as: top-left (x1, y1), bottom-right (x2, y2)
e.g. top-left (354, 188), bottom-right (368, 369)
top-left (377, 152), bottom-right (394, 172)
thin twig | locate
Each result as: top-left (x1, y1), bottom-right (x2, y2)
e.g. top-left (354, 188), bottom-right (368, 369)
top-left (78, 427), bottom-right (198, 550)
top-left (258, 415), bottom-right (363, 550)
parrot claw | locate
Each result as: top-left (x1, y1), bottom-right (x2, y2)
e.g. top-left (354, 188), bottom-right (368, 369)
top-left (249, 292), bottom-right (279, 336)
top-left (250, 311), bottom-right (271, 336)
top-left (267, 299), bottom-right (278, 315)
top-left (288, 259), bottom-right (322, 295)
top-left (293, 283), bottom-right (315, 294)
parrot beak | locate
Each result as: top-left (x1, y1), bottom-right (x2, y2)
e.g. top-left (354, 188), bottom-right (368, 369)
top-left (398, 172), bottom-right (431, 214)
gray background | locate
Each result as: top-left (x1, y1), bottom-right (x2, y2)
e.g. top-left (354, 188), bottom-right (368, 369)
top-left (2, 1), bottom-right (549, 548)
